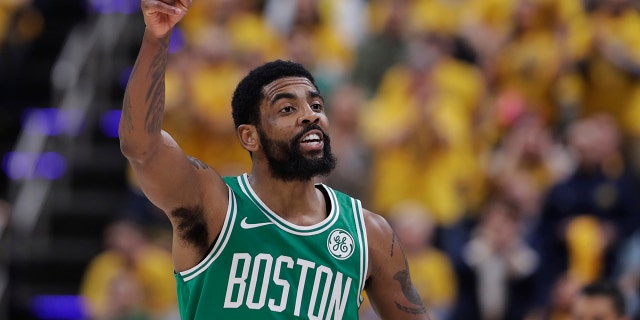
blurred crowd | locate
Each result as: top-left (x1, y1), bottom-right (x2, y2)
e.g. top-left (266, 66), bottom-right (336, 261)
top-left (0, 0), bottom-right (42, 52)
top-left (5, 0), bottom-right (640, 319)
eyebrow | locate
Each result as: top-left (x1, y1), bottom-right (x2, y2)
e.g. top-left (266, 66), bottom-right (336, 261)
top-left (270, 90), bottom-right (324, 105)
top-left (309, 91), bottom-right (324, 103)
top-left (270, 92), bottom-right (297, 106)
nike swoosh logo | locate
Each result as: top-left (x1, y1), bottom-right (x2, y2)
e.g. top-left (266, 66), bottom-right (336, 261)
top-left (240, 217), bottom-right (274, 229)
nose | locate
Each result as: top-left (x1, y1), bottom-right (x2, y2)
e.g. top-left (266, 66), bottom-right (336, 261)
top-left (298, 104), bottom-right (320, 125)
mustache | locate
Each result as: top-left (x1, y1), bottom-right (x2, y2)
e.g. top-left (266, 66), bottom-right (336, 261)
top-left (292, 124), bottom-right (329, 143)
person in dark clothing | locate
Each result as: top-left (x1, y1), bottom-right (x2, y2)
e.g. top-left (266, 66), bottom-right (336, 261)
top-left (535, 115), bottom-right (640, 312)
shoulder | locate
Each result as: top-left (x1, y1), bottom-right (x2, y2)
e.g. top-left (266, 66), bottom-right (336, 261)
top-left (362, 209), bottom-right (395, 276)
top-left (362, 209), bottom-right (393, 240)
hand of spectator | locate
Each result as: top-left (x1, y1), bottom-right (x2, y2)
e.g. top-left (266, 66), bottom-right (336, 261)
top-left (141, 0), bottom-right (191, 38)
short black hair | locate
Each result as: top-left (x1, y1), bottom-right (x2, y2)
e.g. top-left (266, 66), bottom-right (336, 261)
top-left (231, 60), bottom-right (318, 129)
top-left (579, 281), bottom-right (626, 316)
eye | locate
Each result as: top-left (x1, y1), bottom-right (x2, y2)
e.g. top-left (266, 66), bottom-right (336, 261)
top-left (311, 103), bottom-right (323, 112)
top-left (280, 106), bottom-right (294, 113)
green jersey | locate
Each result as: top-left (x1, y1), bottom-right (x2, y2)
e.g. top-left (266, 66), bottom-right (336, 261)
top-left (175, 174), bottom-right (369, 319)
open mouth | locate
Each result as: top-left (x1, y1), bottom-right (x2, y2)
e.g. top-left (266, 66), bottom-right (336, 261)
top-left (298, 130), bottom-right (324, 152)
top-left (301, 132), bottom-right (322, 144)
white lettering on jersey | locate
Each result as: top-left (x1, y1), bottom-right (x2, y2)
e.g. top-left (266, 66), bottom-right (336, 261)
top-left (326, 272), bottom-right (352, 319)
top-left (246, 253), bottom-right (273, 309)
top-left (224, 253), bottom-right (251, 308)
top-left (294, 258), bottom-right (315, 316)
top-left (223, 253), bottom-right (353, 319)
top-left (308, 265), bottom-right (333, 320)
top-left (268, 255), bottom-right (294, 312)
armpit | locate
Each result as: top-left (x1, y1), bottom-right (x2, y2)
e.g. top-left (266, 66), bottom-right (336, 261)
top-left (171, 205), bottom-right (210, 253)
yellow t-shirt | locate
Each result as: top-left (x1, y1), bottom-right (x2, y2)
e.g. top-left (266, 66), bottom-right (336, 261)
top-left (79, 247), bottom-right (177, 317)
top-left (584, 9), bottom-right (640, 136)
top-left (364, 60), bottom-right (486, 225)
top-left (408, 249), bottom-right (458, 309)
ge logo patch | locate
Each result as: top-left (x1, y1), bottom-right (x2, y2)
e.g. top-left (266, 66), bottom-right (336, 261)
top-left (327, 229), bottom-right (355, 260)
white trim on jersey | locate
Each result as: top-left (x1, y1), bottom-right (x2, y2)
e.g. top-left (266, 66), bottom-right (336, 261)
top-left (351, 198), bottom-right (368, 306)
top-left (179, 187), bottom-right (237, 282)
top-left (237, 174), bottom-right (340, 236)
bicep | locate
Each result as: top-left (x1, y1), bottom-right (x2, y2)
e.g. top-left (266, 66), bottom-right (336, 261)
top-left (128, 131), bottom-right (226, 215)
top-left (364, 211), bottom-right (431, 320)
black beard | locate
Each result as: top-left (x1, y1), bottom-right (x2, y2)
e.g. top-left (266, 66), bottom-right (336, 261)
top-left (258, 124), bottom-right (337, 181)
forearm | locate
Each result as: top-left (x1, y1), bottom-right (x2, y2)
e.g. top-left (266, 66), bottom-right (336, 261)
top-left (119, 29), bottom-right (171, 161)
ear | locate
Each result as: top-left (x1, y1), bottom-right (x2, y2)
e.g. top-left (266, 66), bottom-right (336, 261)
top-left (238, 124), bottom-right (259, 152)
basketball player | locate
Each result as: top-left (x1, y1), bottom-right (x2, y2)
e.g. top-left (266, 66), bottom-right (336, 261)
top-left (118, 0), bottom-right (430, 319)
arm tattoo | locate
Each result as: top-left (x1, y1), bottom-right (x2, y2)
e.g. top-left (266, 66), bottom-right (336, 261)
top-left (121, 90), bottom-right (134, 132)
top-left (394, 301), bottom-right (427, 315)
top-left (391, 232), bottom-right (396, 257)
top-left (144, 35), bottom-right (170, 134)
top-left (393, 270), bottom-right (425, 306)
top-left (392, 250), bottom-right (427, 314)
top-left (187, 156), bottom-right (210, 170)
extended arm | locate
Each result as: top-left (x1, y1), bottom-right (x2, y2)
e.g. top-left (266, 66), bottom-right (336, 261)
top-left (118, 0), bottom-right (228, 270)
top-left (364, 210), bottom-right (432, 320)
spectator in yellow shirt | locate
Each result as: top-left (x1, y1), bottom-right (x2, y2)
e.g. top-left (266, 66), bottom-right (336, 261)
top-left (363, 31), bottom-right (486, 228)
top-left (80, 220), bottom-right (177, 319)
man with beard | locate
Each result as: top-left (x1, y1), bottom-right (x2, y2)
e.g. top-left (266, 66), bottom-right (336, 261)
top-left (117, 1), bottom-right (430, 319)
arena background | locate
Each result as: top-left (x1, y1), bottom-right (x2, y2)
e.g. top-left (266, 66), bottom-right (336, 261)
top-left (1, 1), bottom-right (141, 318)
top-left (2, 0), bottom-right (640, 319)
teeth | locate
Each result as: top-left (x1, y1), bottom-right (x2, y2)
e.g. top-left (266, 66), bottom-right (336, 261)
top-left (303, 133), bottom-right (320, 142)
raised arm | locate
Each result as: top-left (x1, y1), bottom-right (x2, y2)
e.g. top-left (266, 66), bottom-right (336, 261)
top-left (119, 0), bottom-right (228, 270)
top-left (364, 210), bottom-right (432, 320)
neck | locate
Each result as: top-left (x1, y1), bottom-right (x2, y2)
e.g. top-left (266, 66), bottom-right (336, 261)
top-left (247, 170), bottom-right (327, 226)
